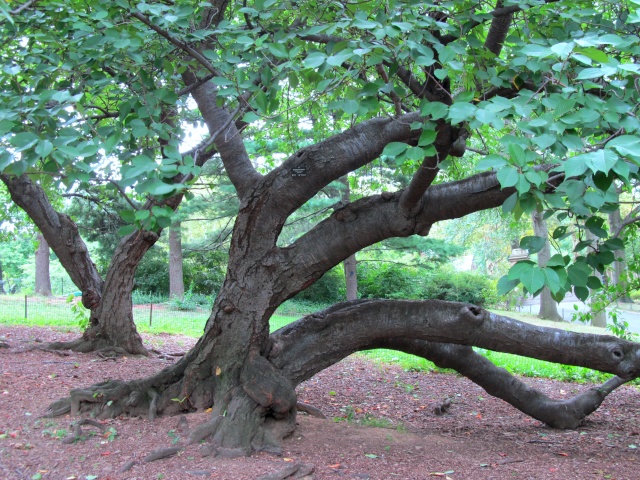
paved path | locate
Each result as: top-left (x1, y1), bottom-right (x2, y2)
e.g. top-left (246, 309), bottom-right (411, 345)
top-left (517, 296), bottom-right (640, 334)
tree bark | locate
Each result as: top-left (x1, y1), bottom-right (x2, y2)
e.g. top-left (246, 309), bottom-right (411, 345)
top-left (585, 229), bottom-right (607, 328)
top-left (339, 176), bottom-right (358, 301)
top-left (34, 232), bottom-right (53, 296)
top-left (608, 207), bottom-right (631, 303)
top-left (169, 223), bottom-right (185, 299)
top-left (0, 261), bottom-right (5, 294)
top-left (531, 211), bottom-right (562, 321)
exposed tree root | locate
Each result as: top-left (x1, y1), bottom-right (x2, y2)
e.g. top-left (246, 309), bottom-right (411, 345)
top-left (143, 446), bottom-right (181, 462)
top-left (43, 298), bottom-right (640, 464)
top-left (256, 462), bottom-right (315, 480)
top-left (296, 401), bottom-right (327, 419)
top-left (45, 337), bottom-right (147, 356)
top-left (61, 419), bottom-right (107, 444)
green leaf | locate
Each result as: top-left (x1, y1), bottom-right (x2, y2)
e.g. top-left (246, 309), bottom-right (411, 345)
top-left (497, 166), bottom-right (519, 188)
top-left (418, 129), bottom-right (437, 147)
top-left (586, 276), bottom-right (602, 289)
top-left (546, 254), bottom-right (568, 267)
top-left (508, 261), bottom-right (534, 281)
top-left (118, 224), bottom-right (137, 237)
top-left (9, 132), bottom-right (39, 150)
top-left (520, 236), bottom-right (546, 254)
top-left (497, 275), bottom-right (520, 295)
top-left (119, 210), bottom-right (136, 223)
top-left (567, 262), bottom-right (591, 287)
top-left (420, 101), bottom-right (448, 120)
top-left (447, 102), bottom-right (476, 124)
top-left (576, 67), bottom-right (607, 80)
top-left (563, 156), bottom-right (589, 177)
top-left (520, 265), bottom-right (545, 293)
top-left (304, 52), bottom-right (326, 68)
top-left (585, 216), bottom-right (607, 238)
top-left (134, 210), bottom-right (150, 221)
top-left (574, 286), bottom-right (589, 301)
top-left (476, 154), bottom-right (507, 171)
top-left (601, 238), bottom-right (624, 252)
top-left (382, 142), bottom-right (408, 157)
top-left (607, 135), bottom-right (640, 162)
top-left (327, 50), bottom-right (353, 66)
top-left (405, 146), bottom-right (425, 161)
top-left (543, 267), bottom-right (562, 294)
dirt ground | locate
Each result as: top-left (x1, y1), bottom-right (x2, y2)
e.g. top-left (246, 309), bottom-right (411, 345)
top-left (1, 325), bottom-right (639, 480)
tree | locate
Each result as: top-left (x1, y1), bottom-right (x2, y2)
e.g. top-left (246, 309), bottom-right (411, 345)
top-left (34, 232), bottom-right (52, 296)
top-left (169, 222), bottom-right (185, 299)
top-left (4, 0), bottom-right (640, 459)
top-left (339, 177), bottom-right (358, 300)
top-left (531, 211), bottom-right (562, 321)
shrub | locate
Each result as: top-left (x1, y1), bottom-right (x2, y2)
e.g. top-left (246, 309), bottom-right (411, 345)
top-left (358, 262), bottom-right (423, 299)
top-left (134, 247), bottom-right (169, 295)
top-left (183, 250), bottom-right (228, 296)
top-left (293, 266), bottom-right (345, 303)
top-left (422, 270), bottom-right (496, 306)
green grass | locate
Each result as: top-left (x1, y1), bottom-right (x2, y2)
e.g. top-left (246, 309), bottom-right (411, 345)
top-left (0, 294), bottom-right (628, 384)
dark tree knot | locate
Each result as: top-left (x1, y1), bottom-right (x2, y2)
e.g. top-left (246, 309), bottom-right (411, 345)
top-left (461, 305), bottom-right (485, 325)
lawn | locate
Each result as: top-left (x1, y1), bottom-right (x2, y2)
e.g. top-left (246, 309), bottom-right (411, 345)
top-left (0, 294), bottom-right (621, 383)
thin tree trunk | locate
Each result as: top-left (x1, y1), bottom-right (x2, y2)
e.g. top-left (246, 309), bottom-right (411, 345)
top-left (35, 233), bottom-right (53, 296)
top-left (531, 211), bottom-right (562, 321)
top-left (585, 229), bottom-right (607, 328)
top-left (339, 176), bottom-right (358, 301)
top-left (608, 207), bottom-right (631, 303)
top-left (169, 223), bottom-right (185, 299)
top-left (0, 262), bottom-right (5, 294)
top-left (343, 255), bottom-right (357, 301)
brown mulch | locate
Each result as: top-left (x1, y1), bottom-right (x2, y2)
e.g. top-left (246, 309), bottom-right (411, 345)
top-left (1, 325), bottom-right (639, 479)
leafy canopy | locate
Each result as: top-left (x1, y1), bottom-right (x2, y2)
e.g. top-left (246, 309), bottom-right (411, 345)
top-left (2, 0), bottom-right (640, 301)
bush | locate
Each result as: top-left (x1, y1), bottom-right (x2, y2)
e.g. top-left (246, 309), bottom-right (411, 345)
top-left (422, 270), bottom-right (496, 306)
top-left (134, 247), bottom-right (169, 295)
top-left (293, 266), bottom-right (345, 303)
top-left (358, 262), bottom-right (423, 299)
top-left (183, 250), bottom-right (228, 296)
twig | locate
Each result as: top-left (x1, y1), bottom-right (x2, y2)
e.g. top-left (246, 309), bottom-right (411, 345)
top-left (130, 11), bottom-right (220, 77)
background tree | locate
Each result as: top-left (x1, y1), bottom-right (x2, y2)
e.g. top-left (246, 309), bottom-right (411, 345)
top-left (531, 211), bottom-right (562, 321)
top-left (169, 222), bottom-right (185, 299)
top-left (3, 0), bottom-right (640, 460)
top-left (34, 232), bottom-right (52, 296)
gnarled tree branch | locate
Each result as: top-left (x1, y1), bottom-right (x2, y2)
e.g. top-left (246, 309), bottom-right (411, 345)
top-left (268, 299), bottom-right (640, 386)
top-left (183, 76), bottom-right (261, 199)
top-left (0, 174), bottom-right (104, 307)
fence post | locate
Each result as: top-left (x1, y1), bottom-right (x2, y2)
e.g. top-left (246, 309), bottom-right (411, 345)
top-left (24, 295), bottom-right (27, 319)
top-left (149, 303), bottom-right (153, 327)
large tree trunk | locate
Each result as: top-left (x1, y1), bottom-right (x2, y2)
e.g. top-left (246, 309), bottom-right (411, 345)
top-left (34, 233), bottom-right (53, 296)
top-left (1, 174), bottom-right (152, 354)
top-left (47, 230), bottom-right (158, 355)
top-left (531, 211), bottom-right (562, 321)
top-left (0, 171), bottom-right (199, 354)
top-left (169, 223), bottom-right (185, 299)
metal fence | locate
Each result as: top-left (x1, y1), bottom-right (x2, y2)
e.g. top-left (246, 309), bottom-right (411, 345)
top-left (0, 294), bottom-right (417, 367)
